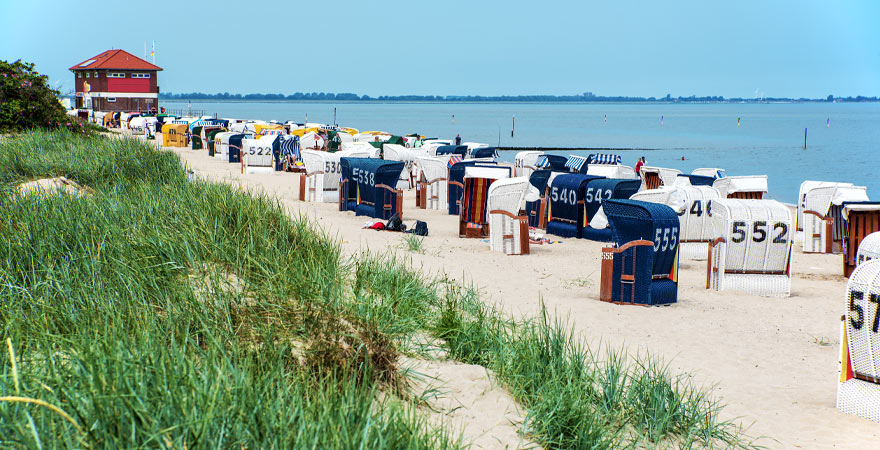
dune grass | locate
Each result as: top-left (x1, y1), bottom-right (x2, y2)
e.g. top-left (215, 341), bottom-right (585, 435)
top-left (0, 130), bottom-right (761, 449)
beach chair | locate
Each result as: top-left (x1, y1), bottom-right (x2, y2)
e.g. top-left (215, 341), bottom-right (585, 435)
top-left (514, 151), bottom-right (543, 177)
top-left (161, 123), bottom-right (188, 147)
top-left (191, 126), bottom-right (204, 149)
top-left (299, 150), bottom-right (345, 202)
top-left (338, 158), bottom-right (358, 212)
top-left (459, 166), bottom-right (511, 238)
top-left (448, 161), bottom-right (506, 216)
top-left (706, 199), bottom-right (792, 297)
top-left (471, 147), bottom-right (499, 160)
top-left (545, 174), bottom-right (604, 238)
top-left (434, 145), bottom-right (468, 157)
top-left (673, 174), bottom-right (715, 187)
top-left (344, 159), bottom-right (405, 220)
top-left (488, 177), bottom-right (531, 255)
top-left (842, 202), bottom-right (880, 277)
top-left (534, 154), bottom-right (569, 172)
top-left (717, 175), bottom-right (767, 199)
top-left (802, 186), bottom-right (869, 254)
top-left (797, 181), bottom-right (853, 231)
top-left (581, 178), bottom-right (642, 241)
top-left (523, 170), bottom-right (556, 229)
top-left (837, 259), bottom-right (880, 422)
top-left (227, 134), bottom-right (249, 164)
top-left (564, 155), bottom-right (591, 174)
top-left (639, 166), bottom-right (682, 190)
top-left (241, 135), bottom-right (279, 174)
top-left (636, 184), bottom-right (722, 260)
top-left (415, 157), bottom-right (448, 210)
top-left (856, 231), bottom-right (880, 267)
top-left (383, 144), bottom-right (418, 189)
top-left (206, 128), bottom-right (226, 157)
top-left (691, 168), bottom-right (726, 179)
top-left (599, 199), bottom-right (680, 306)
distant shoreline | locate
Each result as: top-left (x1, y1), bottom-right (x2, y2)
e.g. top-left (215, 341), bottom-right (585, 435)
top-left (158, 98), bottom-right (880, 105)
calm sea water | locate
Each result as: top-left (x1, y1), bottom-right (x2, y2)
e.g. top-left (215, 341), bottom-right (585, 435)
top-left (163, 100), bottom-right (880, 203)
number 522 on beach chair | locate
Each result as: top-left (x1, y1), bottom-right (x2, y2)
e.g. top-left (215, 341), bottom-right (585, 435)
top-left (599, 199), bottom-right (680, 306)
top-left (706, 199), bottom-right (792, 297)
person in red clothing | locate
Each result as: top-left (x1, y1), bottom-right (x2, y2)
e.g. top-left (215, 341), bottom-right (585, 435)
top-left (634, 156), bottom-right (646, 178)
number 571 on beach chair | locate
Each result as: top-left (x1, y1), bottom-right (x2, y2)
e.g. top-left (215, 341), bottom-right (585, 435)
top-left (599, 199), bottom-right (680, 306)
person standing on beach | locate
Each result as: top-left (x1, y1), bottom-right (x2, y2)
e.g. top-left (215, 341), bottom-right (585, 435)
top-left (634, 156), bottom-right (646, 178)
top-left (455, 134), bottom-right (461, 145)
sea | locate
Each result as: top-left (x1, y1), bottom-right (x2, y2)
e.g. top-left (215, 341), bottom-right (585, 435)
top-left (162, 100), bottom-right (880, 203)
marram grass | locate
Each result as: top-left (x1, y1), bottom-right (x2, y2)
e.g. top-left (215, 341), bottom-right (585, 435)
top-left (0, 130), bottom-right (762, 449)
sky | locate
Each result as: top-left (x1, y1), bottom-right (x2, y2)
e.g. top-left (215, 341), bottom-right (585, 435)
top-left (2, 1), bottom-right (878, 98)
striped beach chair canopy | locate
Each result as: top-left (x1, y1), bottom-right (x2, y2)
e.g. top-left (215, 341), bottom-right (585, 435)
top-left (535, 154), bottom-right (569, 171)
top-left (279, 135), bottom-right (301, 161)
top-left (564, 155), bottom-right (589, 173)
top-left (447, 155), bottom-right (463, 168)
top-left (589, 153), bottom-right (621, 165)
top-left (172, 119), bottom-right (188, 125)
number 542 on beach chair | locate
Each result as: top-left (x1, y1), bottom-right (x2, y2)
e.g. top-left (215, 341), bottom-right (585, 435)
top-left (599, 199), bottom-right (680, 306)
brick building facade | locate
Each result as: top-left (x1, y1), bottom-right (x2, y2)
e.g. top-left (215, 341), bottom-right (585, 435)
top-left (70, 50), bottom-right (162, 112)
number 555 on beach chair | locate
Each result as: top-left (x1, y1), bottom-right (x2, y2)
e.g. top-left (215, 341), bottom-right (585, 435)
top-left (599, 199), bottom-right (680, 306)
top-left (706, 199), bottom-right (792, 297)
top-left (488, 177), bottom-right (530, 255)
top-left (838, 259), bottom-right (880, 422)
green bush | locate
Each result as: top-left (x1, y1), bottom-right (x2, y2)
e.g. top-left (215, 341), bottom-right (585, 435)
top-left (0, 59), bottom-right (67, 132)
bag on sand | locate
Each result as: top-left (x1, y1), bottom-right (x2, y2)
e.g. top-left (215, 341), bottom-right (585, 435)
top-left (385, 213), bottom-right (406, 232)
top-left (407, 220), bottom-right (428, 236)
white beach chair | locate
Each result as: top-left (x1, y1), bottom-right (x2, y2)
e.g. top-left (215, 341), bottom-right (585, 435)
top-left (707, 199), bottom-right (792, 297)
top-left (838, 259), bottom-right (880, 422)
top-left (639, 166), bottom-right (681, 190)
top-left (514, 151), bottom-right (543, 178)
top-left (797, 181), bottom-right (854, 231)
top-left (802, 185), bottom-right (868, 253)
top-left (415, 157), bottom-right (448, 210)
top-left (241, 136), bottom-right (277, 174)
top-left (856, 232), bottom-right (880, 267)
top-left (383, 144), bottom-right (418, 189)
top-left (299, 150), bottom-right (343, 203)
top-left (488, 177), bottom-right (530, 255)
top-left (718, 175), bottom-right (768, 199)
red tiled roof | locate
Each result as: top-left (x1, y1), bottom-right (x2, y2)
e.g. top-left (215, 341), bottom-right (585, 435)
top-left (69, 49), bottom-right (162, 71)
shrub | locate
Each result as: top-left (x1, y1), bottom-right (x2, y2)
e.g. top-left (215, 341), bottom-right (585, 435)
top-left (0, 59), bottom-right (67, 132)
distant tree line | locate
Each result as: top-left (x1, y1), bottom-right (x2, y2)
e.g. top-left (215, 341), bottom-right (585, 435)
top-left (158, 91), bottom-right (879, 103)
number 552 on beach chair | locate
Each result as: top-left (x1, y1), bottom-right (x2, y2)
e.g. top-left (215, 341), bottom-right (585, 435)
top-left (488, 177), bottom-right (530, 255)
top-left (599, 199), bottom-right (680, 306)
top-left (706, 199), bottom-right (792, 297)
top-left (838, 259), bottom-right (880, 422)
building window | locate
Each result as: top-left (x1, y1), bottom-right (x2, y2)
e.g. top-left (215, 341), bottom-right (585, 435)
top-left (86, 73), bottom-right (90, 78)
top-left (132, 73), bottom-right (151, 79)
top-left (108, 72), bottom-right (126, 78)
top-left (107, 97), bottom-right (116, 103)
top-left (94, 72), bottom-right (98, 77)
top-left (77, 73), bottom-right (82, 78)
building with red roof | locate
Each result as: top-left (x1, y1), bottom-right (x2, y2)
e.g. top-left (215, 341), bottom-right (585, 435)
top-left (70, 49), bottom-right (162, 112)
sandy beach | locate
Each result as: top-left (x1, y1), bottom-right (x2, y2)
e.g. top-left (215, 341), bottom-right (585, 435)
top-left (166, 143), bottom-right (878, 449)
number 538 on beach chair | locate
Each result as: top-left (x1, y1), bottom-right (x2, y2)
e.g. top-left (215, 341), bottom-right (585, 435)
top-left (706, 199), bottom-right (792, 297)
top-left (599, 199), bottom-right (680, 306)
top-left (339, 158), bottom-right (404, 220)
top-left (838, 259), bottom-right (880, 422)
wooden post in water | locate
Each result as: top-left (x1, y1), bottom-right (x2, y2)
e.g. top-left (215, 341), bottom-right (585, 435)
top-left (452, 114), bottom-right (455, 125)
top-left (333, 108), bottom-right (337, 126)
top-left (804, 128), bottom-right (808, 149)
top-left (511, 115), bottom-right (515, 137)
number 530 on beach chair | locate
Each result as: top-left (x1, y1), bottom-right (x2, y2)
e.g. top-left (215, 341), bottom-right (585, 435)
top-left (599, 199), bottom-right (680, 306)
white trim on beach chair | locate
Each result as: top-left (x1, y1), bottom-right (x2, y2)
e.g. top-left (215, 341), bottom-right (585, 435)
top-left (803, 185), bottom-right (868, 253)
top-left (838, 259), bottom-right (880, 422)
top-left (488, 177), bottom-right (530, 255)
top-left (707, 199), bottom-right (792, 297)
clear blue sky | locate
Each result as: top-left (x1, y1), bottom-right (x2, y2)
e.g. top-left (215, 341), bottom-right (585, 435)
top-left (2, 0), bottom-right (878, 98)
